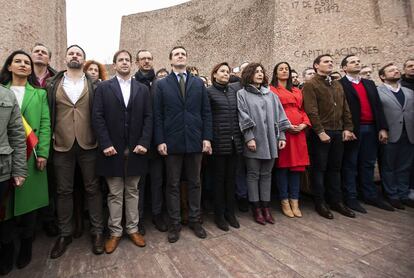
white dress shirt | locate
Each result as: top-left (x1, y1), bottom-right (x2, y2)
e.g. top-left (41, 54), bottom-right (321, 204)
top-left (62, 73), bottom-right (86, 104)
top-left (10, 86), bottom-right (25, 108)
top-left (117, 76), bottom-right (132, 106)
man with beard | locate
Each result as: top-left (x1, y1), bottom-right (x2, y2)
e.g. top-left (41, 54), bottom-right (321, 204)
top-left (133, 50), bottom-right (167, 235)
top-left (46, 45), bottom-right (104, 258)
top-left (93, 50), bottom-right (152, 253)
top-left (154, 46), bottom-right (212, 243)
top-left (377, 63), bottom-right (414, 209)
top-left (339, 55), bottom-right (393, 213)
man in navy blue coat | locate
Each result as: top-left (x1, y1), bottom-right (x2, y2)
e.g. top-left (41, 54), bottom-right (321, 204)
top-left (92, 50), bottom-right (152, 253)
top-left (154, 46), bottom-right (213, 243)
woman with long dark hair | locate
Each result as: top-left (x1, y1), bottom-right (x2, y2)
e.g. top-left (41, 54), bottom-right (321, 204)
top-left (237, 63), bottom-right (290, 225)
top-left (207, 62), bottom-right (243, 231)
top-left (270, 62), bottom-right (311, 218)
top-left (0, 50), bottom-right (51, 274)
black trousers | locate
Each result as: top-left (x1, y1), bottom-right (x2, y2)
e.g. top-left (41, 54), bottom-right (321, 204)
top-left (309, 130), bottom-right (344, 205)
top-left (0, 210), bottom-right (37, 243)
top-left (165, 153), bottom-right (202, 225)
top-left (211, 153), bottom-right (238, 216)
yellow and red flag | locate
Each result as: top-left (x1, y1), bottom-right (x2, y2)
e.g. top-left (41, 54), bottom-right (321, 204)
top-left (22, 116), bottom-right (38, 159)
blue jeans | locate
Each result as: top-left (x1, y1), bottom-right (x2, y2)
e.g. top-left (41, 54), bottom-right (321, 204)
top-left (275, 169), bottom-right (300, 200)
top-left (342, 125), bottom-right (379, 201)
top-left (381, 130), bottom-right (414, 200)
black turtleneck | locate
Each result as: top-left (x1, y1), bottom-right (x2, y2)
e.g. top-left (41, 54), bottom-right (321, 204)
top-left (212, 81), bottom-right (228, 92)
top-left (401, 74), bottom-right (414, 91)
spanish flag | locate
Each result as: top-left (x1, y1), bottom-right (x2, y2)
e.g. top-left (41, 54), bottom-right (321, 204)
top-left (22, 116), bottom-right (38, 159)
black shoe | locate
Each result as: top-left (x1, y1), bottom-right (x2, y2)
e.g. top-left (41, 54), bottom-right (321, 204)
top-left (345, 199), bottom-right (367, 213)
top-left (401, 199), bottom-right (414, 208)
top-left (188, 222), bottom-right (207, 239)
top-left (238, 198), bottom-right (249, 212)
top-left (43, 221), bottom-right (59, 237)
top-left (16, 237), bottom-right (32, 269)
top-left (152, 214), bottom-right (168, 232)
top-left (138, 221), bottom-right (146, 235)
top-left (331, 202), bottom-right (356, 218)
top-left (214, 216), bottom-right (229, 231)
top-left (224, 213), bottom-right (240, 229)
top-left (50, 236), bottom-right (72, 259)
top-left (365, 198), bottom-right (395, 211)
top-left (167, 224), bottom-right (181, 243)
top-left (0, 242), bottom-right (14, 275)
top-left (91, 234), bottom-right (104, 255)
top-left (315, 203), bottom-right (333, 219)
top-left (389, 199), bottom-right (405, 210)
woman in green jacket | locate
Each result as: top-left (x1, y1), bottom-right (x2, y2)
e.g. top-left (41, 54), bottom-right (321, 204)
top-left (0, 50), bottom-right (51, 275)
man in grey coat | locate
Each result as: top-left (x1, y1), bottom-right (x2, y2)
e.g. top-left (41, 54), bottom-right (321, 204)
top-left (377, 63), bottom-right (414, 209)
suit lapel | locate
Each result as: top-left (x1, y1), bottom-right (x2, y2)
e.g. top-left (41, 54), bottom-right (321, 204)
top-left (21, 82), bottom-right (35, 115)
top-left (128, 79), bottom-right (138, 108)
top-left (166, 73), bottom-right (184, 104)
top-left (342, 77), bottom-right (359, 98)
top-left (401, 87), bottom-right (410, 110)
top-left (110, 77), bottom-right (126, 108)
top-left (186, 73), bottom-right (194, 98)
top-left (380, 85), bottom-right (402, 108)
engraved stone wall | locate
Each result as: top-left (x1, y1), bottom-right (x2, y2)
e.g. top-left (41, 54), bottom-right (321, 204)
top-left (0, 0), bottom-right (67, 70)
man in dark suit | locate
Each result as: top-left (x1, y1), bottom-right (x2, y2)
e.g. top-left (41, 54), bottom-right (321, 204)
top-left (340, 55), bottom-right (394, 212)
top-left (154, 46), bottom-right (212, 243)
top-left (92, 50), bottom-right (152, 254)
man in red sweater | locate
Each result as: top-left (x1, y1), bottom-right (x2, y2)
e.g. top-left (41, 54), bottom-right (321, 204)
top-left (340, 55), bottom-right (394, 212)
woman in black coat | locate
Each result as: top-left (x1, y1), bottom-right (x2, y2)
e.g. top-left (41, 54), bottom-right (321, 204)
top-left (207, 62), bottom-right (243, 231)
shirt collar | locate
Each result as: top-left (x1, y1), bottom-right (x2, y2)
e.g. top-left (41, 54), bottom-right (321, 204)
top-left (384, 82), bottom-right (401, 93)
top-left (173, 71), bottom-right (187, 78)
top-left (63, 72), bottom-right (85, 82)
top-left (346, 74), bottom-right (361, 84)
top-left (116, 75), bottom-right (131, 84)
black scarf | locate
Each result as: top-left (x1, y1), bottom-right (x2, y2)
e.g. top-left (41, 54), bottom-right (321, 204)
top-left (134, 69), bottom-right (155, 88)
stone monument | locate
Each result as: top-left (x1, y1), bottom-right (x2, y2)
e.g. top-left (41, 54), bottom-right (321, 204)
top-left (120, 0), bottom-right (413, 80)
top-left (0, 0), bottom-right (67, 70)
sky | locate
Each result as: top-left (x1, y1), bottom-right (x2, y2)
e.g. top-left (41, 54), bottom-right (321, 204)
top-left (66, 0), bottom-right (190, 64)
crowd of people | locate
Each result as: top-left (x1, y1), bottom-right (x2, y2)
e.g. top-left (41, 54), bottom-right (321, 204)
top-left (0, 42), bottom-right (413, 275)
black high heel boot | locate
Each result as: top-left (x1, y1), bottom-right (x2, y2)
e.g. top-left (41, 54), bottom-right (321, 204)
top-left (0, 242), bottom-right (14, 275)
top-left (16, 237), bottom-right (33, 269)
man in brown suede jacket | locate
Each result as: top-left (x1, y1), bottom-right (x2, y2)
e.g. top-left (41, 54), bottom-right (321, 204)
top-left (303, 54), bottom-right (356, 220)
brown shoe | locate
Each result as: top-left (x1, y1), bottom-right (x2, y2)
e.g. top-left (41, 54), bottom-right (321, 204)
top-left (105, 236), bottom-right (121, 254)
top-left (129, 232), bottom-right (146, 247)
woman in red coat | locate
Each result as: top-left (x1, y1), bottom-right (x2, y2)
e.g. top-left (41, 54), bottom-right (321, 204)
top-left (270, 62), bottom-right (310, 218)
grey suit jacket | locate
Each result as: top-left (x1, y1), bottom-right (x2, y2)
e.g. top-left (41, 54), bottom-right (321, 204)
top-left (377, 84), bottom-right (414, 143)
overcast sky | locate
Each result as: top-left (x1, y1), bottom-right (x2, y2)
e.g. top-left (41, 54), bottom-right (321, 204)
top-left (66, 0), bottom-right (189, 64)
